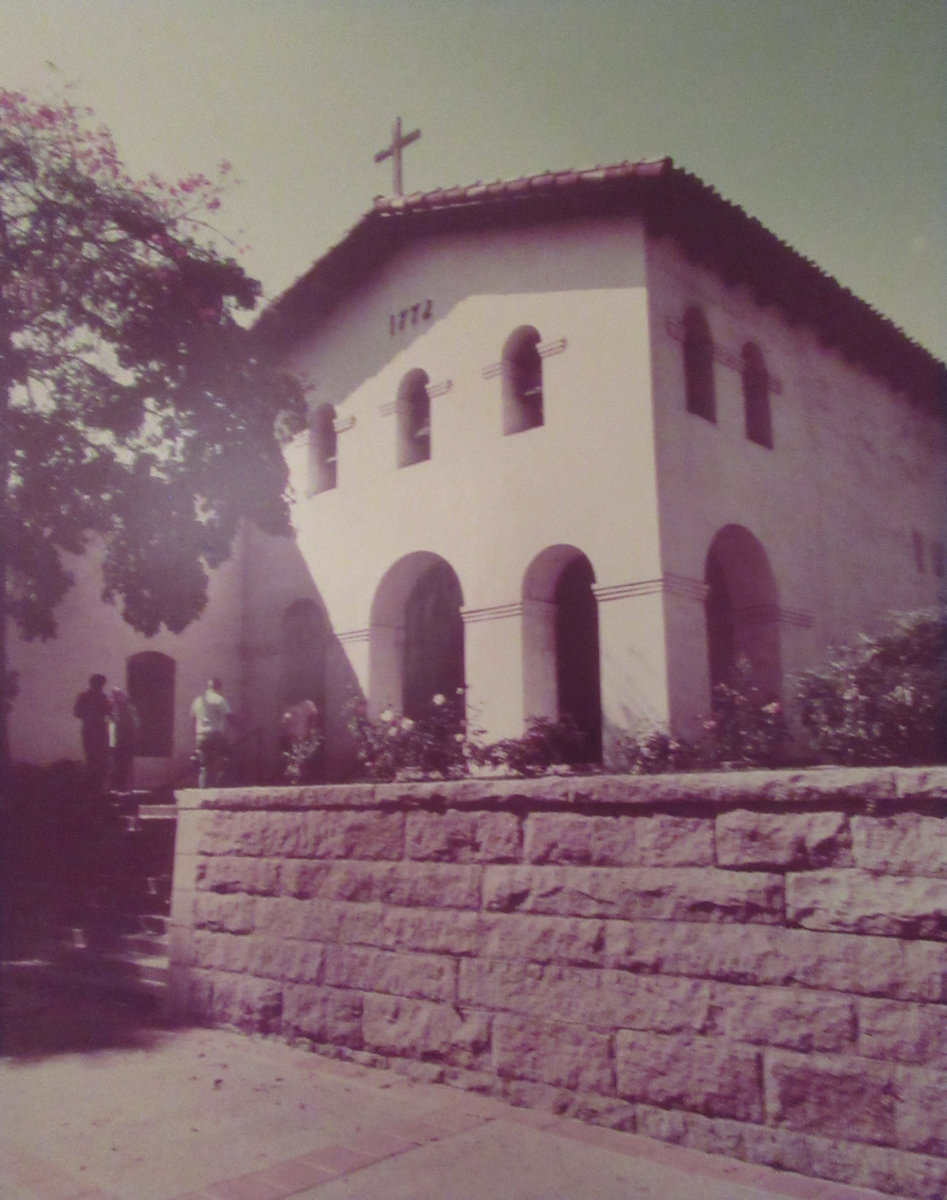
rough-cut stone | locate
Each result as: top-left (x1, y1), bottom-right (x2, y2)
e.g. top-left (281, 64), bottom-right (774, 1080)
top-left (606, 919), bottom-right (947, 1001)
top-left (896, 1064), bottom-right (947, 1156)
top-left (479, 913), bottom-right (605, 966)
top-left (406, 810), bottom-right (520, 862)
top-left (281, 860), bottom-right (482, 909)
top-left (616, 1031), bottom-right (763, 1122)
top-left (491, 1013), bottom-right (614, 1093)
top-left (523, 813), bottom-right (713, 867)
top-left (192, 892), bottom-right (256, 935)
top-left (206, 971), bottom-right (283, 1033)
top-left (715, 810), bottom-right (852, 870)
top-left (282, 984), bottom-right (363, 1047)
top-left (636, 1104), bottom-right (947, 1200)
top-left (323, 945), bottom-right (457, 1003)
top-left (483, 864), bottom-right (784, 924)
top-left (852, 814), bottom-right (947, 878)
top-left (192, 930), bottom-right (251, 973)
top-left (195, 856), bottom-right (282, 895)
top-left (361, 995), bottom-right (490, 1065)
top-left (764, 1049), bottom-right (898, 1146)
top-left (294, 809), bottom-right (405, 860)
top-left (379, 906), bottom-right (483, 955)
top-left (787, 870), bottom-right (947, 940)
top-left (706, 980), bottom-right (855, 1052)
top-left (858, 998), bottom-right (947, 1068)
top-left (246, 937), bottom-right (325, 984)
top-left (459, 958), bottom-right (711, 1034)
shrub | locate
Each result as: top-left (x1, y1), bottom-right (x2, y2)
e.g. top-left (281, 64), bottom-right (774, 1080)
top-left (796, 609), bottom-right (947, 766)
top-left (702, 657), bottom-right (791, 768)
top-left (478, 716), bottom-right (591, 778)
top-left (347, 690), bottom-right (471, 781)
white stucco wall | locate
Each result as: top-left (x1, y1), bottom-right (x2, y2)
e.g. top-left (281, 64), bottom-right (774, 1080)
top-left (646, 236), bottom-right (947, 734)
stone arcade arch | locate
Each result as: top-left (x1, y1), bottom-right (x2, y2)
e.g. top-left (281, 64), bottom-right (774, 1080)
top-left (369, 553), bottom-right (465, 718)
top-left (704, 525), bottom-right (782, 702)
top-left (522, 546), bottom-right (602, 761)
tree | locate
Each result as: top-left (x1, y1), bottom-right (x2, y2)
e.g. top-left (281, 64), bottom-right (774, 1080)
top-left (0, 90), bottom-right (305, 767)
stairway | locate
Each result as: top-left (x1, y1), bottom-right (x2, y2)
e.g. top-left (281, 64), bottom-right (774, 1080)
top-left (30, 794), bottom-right (177, 1007)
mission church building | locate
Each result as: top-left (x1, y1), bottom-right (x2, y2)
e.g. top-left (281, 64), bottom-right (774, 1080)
top-left (9, 155), bottom-right (946, 784)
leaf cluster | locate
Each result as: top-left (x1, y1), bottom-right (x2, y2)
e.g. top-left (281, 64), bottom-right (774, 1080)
top-left (0, 90), bottom-right (305, 642)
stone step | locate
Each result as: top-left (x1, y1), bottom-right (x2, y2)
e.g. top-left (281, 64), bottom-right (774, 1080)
top-left (44, 941), bottom-right (170, 999)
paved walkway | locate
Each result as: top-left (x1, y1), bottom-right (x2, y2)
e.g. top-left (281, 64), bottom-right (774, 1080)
top-left (0, 979), bottom-right (888, 1200)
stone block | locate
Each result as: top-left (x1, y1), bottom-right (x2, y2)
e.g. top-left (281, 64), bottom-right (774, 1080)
top-left (764, 1049), bottom-right (898, 1146)
top-left (246, 937), bottom-right (326, 984)
top-left (192, 892), bottom-right (255, 935)
top-left (715, 810), bottom-right (852, 870)
top-left (616, 1030), bottom-right (763, 1121)
top-left (491, 1013), bottom-right (614, 1093)
top-left (706, 980), bottom-right (854, 1052)
top-left (852, 814), bottom-right (947, 878)
top-left (479, 913), bottom-right (605, 965)
top-left (281, 860), bottom-right (482, 909)
top-left (195, 856), bottom-right (281, 895)
top-left (362, 995), bottom-right (490, 1065)
top-left (606, 918), bottom-right (947, 1001)
top-left (459, 958), bottom-right (711, 1034)
top-left (406, 810), bottom-right (520, 862)
top-left (787, 870), bottom-right (947, 940)
top-left (523, 813), bottom-right (713, 867)
top-left (323, 945), bottom-right (457, 1003)
top-left (295, 809), bottom-right (405, 860)
top-left (380, 905), bottom-right (483, 954)
top-left (282, 984), bottom-right (363, 1047)
top-left (483, 864), bottom-right (784, 924)
top-left (896, 1064), bottom-right (947, 1156)
top-left (858, 997), bottom-right (947, 1068)
top-left (192, 930), bottom-right (251, 973)
top-left (207, 972), bottom-right (283, 1033)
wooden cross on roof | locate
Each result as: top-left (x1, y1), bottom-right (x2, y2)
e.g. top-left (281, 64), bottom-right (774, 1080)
top-left (374, 116), bottom-right (421, 196)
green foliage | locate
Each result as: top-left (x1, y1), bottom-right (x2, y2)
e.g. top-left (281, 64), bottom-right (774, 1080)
top-left (796, 609), bottom-right (947, 766)
top-left (608, 726), bottom-right (699, 775)
top-left (347, 691), bottom-right (471, 781)
top-left (478, 716), bottom-right (591, 777)
top-left (279, 699), bottom-right (322, 784)
top-left (0, 88), bottom-right (305, 664)
top-left (702, 657), bottom-right (790, 768)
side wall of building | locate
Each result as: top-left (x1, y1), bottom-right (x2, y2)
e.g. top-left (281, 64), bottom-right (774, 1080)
top-left (645, 236), bottom-right (947, 736)
top-left (168, 767), bottom-right (947, 1200)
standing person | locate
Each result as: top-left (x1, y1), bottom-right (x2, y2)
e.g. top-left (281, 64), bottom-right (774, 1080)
top-left (109, 688), bottom-right (140, 792)
top-left (190, 678), bottom-right (235, 786)
top-left (73, 673), bottom-right (112, 795)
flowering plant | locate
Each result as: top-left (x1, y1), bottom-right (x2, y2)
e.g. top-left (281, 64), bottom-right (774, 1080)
top-left (346, 690), bottom-right (473, 781)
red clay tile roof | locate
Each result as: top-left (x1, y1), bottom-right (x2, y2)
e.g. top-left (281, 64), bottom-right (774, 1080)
top-left (256, 158), bottom-right (945, 409)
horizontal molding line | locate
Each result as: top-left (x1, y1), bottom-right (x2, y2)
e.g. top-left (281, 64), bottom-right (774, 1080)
top-left (336, 628), bottom-right (370, 645)
top-left (426, 379), bottom-right (453, 399)
top-left (332, 415), bottom-right (356, 434)
top-left (538, 337), bottom-right (567, 358)
top-left (461, 602), bottom-right (523, 624)
top-left (594, 575), bottom-right (709, 604)
top-left (735, 603), bottom-right (814, 628)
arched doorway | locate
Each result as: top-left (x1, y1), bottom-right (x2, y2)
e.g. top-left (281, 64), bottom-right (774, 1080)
top-left (280, 598), bottom-right (329, 712)
top-left (704, 525), bottom-right (782, 702)
top-left (370, 553), bottom-right (465, 717)
top-left (523, 546), bottom-right (602, 761)
top-left (126, 651), bottom-right (175, 757)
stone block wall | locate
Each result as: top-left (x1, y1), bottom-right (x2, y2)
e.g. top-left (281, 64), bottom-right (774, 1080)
top-left (168, 767), bottom-right (947, 1198)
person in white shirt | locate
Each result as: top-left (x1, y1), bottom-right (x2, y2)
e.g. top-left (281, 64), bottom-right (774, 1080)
top-left (190, 678), bottom-right (234, 786)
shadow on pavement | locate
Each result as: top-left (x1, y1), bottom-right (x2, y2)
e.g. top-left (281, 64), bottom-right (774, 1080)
top-left (0, 965), bottom-right (174, 1061)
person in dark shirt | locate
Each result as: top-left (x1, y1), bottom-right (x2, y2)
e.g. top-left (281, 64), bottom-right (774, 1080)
top-left (73, 673), bottom-right (112, 795)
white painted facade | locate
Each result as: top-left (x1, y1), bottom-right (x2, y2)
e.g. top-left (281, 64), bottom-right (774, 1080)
top-left (9, 163), bottom-right (946, 781)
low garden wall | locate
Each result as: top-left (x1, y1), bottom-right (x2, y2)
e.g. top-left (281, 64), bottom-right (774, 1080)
top-left (168, 767), bottom-right (947, 1198)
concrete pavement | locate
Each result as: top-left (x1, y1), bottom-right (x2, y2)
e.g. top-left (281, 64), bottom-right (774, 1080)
top-left (0, 978), bottom-right (890, 1200)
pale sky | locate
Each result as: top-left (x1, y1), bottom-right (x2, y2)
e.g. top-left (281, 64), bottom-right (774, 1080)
top-left (1, 0), bottom-right (945, 359)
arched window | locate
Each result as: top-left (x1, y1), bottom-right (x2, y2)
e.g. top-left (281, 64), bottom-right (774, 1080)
top-left (502, 326), bottom-right (543, 434)
top-left (397, 369), bottom-right (431, 467)
top-left (683, 307), bottom-right (716, 422)
top-left (742, 343), bottom-right (773, 448)
top-left (126, 652), bottom-right (175, 757)
top-left (310, 404), bottom-right (338, 494)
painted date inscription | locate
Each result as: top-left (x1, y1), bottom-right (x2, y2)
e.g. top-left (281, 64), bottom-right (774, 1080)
top-left (389, 299), bottom-right (433, 334)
